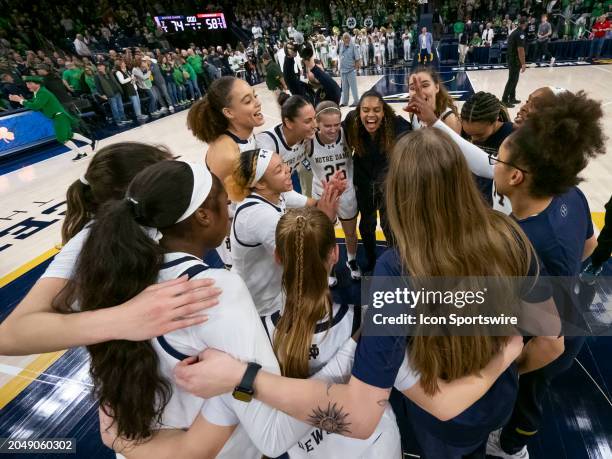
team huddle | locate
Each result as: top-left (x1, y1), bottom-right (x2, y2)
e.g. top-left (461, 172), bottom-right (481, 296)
top-left (0, 68), bottom-right (606, 459)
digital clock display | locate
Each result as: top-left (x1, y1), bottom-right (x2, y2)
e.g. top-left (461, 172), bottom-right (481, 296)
top-left (154, 12), bottom-right (227, 33)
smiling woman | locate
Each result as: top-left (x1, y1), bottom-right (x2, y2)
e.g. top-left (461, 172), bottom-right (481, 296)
top-left (188, 76), bottom-right (265, 182)
top-left (344, 90), bottom-right (411, 271)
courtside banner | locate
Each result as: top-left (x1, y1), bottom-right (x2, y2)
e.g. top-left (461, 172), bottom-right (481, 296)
top-left (0, 110), bottom-right (55, 158)
top-left (360, 276), bottom-right (612, 336)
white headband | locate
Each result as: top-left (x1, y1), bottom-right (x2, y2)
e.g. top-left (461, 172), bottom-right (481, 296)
top-left (175, 162), bottom-right (214, 223)
top-left (548, 86), bottom-right (568, 96)
top-left (249, 149), bottom-right (274, 188)
top-left (79, 174), bottom-right (89, 186)
top-left (316, 106), bottom-right (341, 117)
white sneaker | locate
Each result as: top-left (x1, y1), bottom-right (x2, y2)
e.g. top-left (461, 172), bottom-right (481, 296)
top-left (169, 105), bottom-right (175, 112)
top-left (486, 429), bottom-right (529, 459)
top-left (550, 57), bottom-right (556, 66)
top-left (159, 107), bottom-right (169, 113)
top-left (346, 259), bottom-right (362, 280)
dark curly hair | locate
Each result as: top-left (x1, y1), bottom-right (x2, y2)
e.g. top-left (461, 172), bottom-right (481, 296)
top-left (345, 90), bottom-right (398, 158)
top-left (506, 90), bottom-right (606, 197)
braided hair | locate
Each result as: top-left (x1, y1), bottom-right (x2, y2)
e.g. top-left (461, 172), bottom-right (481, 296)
top-left (461, 91), bottom-right (510, 124)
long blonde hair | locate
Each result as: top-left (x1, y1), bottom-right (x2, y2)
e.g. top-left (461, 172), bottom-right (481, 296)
top-left (273, 208), bottom-right (336, 378)
top-left (386, 128), bottom-right (534, 395)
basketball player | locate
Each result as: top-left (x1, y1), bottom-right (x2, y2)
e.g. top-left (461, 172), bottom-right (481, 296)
top-left (172, 129), bottom-right (546, 456)
top-left (407, 68), bottom-right (462, 133)
top-left (487, 90), bottom-right (604, 459)
top-left (461, 91), bottom-right (514, 207)
top-left (344, 90), bottom-right (411, 272)
top-left (57, 160), bottom-right (330, 458)
top-left (225, 149), bottom-right (340, 315)
top-left (188, 76), bottom-right (264, 265)
top-left (256, 94), bottom-right (318, 204)
top-left (310, 101), bottom-right (362, 286)
top-left (0, 144), bottom-right (220, 356)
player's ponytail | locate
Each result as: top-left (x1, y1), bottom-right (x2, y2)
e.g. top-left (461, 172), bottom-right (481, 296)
top-left (61, 142), bottom-right (173, 244)
top-left (224, 149), bottom-right (259, 202)
top-left (56, 161), bottom-right (195, 440)
top-left (273, 208), bottom-right (336, 378)
top-left (188, 76), bottom-right (237, 143)
top-left (62, 179), bottom-right (93, 244)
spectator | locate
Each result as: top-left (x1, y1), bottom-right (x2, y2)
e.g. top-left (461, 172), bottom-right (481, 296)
top-left (114, 60), bottom-right (147, 122)
top-left (73, 34), bottom-right (92, 58)
top-left (590, 14), bottom-right (611, 58)
top-left (535, 14), bottom-right (554, 64)
top-left (62, 61), bottom-right (84, 94)
top-left (144, 55), bottom-right (174, 112)
top-left (262, 52), bottom-right (285, 95)
top-left (35, 65), bottom-right (73, 108)
top-left (170, 58), bottom-right (190, 104)
top-left (94, 62), bottom-right (131, 126)
top-left (482, 22), bottom-right (495, 46)
top-left (132, 57), bottom-right (163, 116)
top-left (252, 22), bottom-right (263, 40)
top-left (178, 57), bottom-right (200, 101)
top-left (338, 32), bottom-right (360, 107)
top-left (1, 73), bottom-right (28, 109)
top-left (160, 55), bottom-right (185, 107)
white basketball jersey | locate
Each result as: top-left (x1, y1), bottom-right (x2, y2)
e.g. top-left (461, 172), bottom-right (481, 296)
top-left (256, 124), bottom-right (308, 173)
top-left (231, 193), bottom-right (287, 315)
top-left (309, 129), bottom-right (353, 195)
top-left (261, 304), bottom-right (402, 458)
top-left (261, 303), bottom-right (361, 374)
top-left (225, 129), bottom-right (258, 152)
top-left (152, 253), bottom-right (271, 459)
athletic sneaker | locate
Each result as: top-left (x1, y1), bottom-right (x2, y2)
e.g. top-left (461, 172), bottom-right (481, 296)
top-left (486, 429), bottom-right (529, 459)
top-left (501, 101), bottom-right (515, 108)
top-left (328, 267), bottom-right (338, 288)
top-left (580, 262), bottom-right (603, 286)
top-left (169, 105), bottom-right (175, 112)
top-left (71, 152), bottom-right (87, 161)
top-left (510, 98), bottom-right (522, 104)
top-left (550, 57), bottom-right (556, 66)
top-left (346, 259), bottom-right (362, 280)
top-left (159, 106), bottom-right (169, 114)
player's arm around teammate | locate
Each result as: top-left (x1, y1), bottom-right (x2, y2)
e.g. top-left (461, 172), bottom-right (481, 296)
top-left (0, 143), bottom-right (221, 356)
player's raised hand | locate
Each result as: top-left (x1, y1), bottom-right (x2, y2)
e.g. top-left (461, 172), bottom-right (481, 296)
top-left (316, 179), bottom-right (341, 221)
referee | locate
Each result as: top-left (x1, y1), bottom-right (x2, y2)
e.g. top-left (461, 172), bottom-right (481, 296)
top-left (502, 18), bottom-right (528, 108)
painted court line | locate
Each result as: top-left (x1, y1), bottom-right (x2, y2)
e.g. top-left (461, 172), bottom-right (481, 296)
top-left (574, 358), bottom-right (612, 408)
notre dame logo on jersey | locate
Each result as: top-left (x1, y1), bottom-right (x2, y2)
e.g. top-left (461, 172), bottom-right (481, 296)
top-left (309, 344), bottom-right (320, 360)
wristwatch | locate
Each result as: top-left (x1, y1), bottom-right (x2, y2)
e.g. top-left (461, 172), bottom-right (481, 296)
top-left (232, 362), bottom-right (262, 402)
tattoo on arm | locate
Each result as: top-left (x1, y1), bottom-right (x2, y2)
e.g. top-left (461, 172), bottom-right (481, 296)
top-left (308, 402), bottom-right (352, 435)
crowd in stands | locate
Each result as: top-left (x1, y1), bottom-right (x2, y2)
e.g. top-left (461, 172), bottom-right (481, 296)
top-left (1, 0), bottom-right (610, 115)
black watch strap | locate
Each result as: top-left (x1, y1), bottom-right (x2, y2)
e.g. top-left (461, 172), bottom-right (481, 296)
top-left (237, 362), bottom-right (262, 393)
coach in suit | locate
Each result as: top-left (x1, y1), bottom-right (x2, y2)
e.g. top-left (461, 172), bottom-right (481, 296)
top-left (418, 27), bottom-right (434, 63)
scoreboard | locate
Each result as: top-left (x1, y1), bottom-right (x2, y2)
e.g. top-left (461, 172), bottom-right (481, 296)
top-left (154, 12), bottom-right (227, 33)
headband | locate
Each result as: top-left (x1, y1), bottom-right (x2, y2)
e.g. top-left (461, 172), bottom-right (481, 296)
top-left (548, 86), bottom-right (568, 96)
top-left (175, 162), bottom-right (214, 223)
top-left (249, 149), bottom-right (274, 188)
top-left (316, 106), bottom-right (341, 117)
top-left (79, 174), bottom-right (90, 186)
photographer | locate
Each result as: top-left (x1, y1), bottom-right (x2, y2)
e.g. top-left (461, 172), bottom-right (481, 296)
top-left (282, 42), bottom-right (341, 105)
